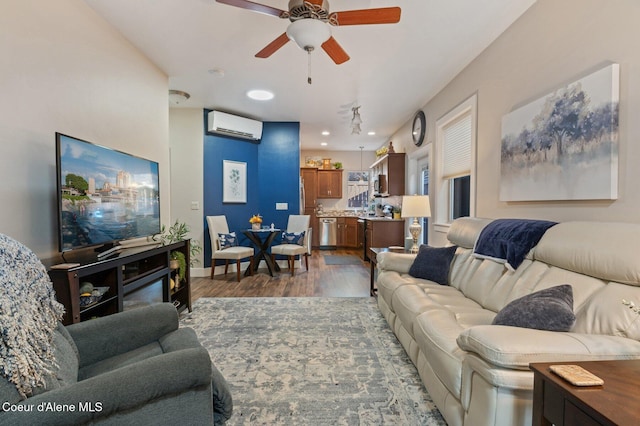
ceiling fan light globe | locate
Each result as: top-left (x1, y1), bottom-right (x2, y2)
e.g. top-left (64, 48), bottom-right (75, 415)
top-left (286, 19), bottom-right (331, 50)
top-left (168, 89), bottom-right (190, 105)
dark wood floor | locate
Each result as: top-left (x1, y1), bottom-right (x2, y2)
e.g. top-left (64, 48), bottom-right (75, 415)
top-left (191, 248), bottom-right (372, 299)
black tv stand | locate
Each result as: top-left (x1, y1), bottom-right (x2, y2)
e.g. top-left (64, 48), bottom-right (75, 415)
top-left (48, 240), bottom-right (191, 325)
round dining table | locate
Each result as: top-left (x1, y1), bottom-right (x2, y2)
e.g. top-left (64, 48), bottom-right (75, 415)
top-left (242, 228), bottom-right (282, 276)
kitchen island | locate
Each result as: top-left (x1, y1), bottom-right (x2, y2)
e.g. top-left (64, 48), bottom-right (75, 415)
top-left (360, 217), bottom-right (405, 261)
top-left (314, 212), bottom-right (406, 259)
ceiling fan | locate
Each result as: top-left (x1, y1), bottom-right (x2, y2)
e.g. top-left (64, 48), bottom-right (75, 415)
top-left (215, 0), bottom-right (401, 65)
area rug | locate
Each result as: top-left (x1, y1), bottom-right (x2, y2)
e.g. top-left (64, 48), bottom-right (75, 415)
top-left (323, 255), bottom-right (362, 265)
top-left (181, 297), bottom-right (446, 425)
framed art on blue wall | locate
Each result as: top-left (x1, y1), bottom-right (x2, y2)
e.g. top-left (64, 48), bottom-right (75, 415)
top-left (223, 160), bottom-right (247, 203)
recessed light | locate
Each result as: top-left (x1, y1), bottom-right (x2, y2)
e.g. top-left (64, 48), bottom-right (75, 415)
top-left (368, 131), bottom-right (376, 136)
top-left (247, 89), bottom-right (274, 101)
top-left (321, 131), bottom-right (330, 136)
top-left (321, 142), bottom-right (328, 146)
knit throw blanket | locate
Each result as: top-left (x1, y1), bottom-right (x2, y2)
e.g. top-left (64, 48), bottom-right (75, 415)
top-left (0, 234), bottom-right (64, 398)
top-left (473, 219), bottom-right (557, 270)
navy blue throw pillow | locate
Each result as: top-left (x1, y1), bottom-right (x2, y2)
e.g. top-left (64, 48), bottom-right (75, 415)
top-left (408, 245), bottom-right (458, 285)
top-left (281, 231), bottom-right (305, 246)
top-left (218, 232), bottom-right (237, 250)
top-left (492, 284), bottom-right (575, 331)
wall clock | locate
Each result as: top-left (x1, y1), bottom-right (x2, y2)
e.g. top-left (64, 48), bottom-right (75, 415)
top-left (412, 110), bottom-right (426, 146)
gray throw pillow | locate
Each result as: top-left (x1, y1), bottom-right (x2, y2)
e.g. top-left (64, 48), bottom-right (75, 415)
top-left (492, 284), bottom-right (575, 331)
top-left (408, 245), bottom-right (458, 285)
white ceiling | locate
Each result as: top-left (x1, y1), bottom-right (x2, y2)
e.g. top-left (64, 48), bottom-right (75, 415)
top-left (85, 0), bottom-right (536, 151)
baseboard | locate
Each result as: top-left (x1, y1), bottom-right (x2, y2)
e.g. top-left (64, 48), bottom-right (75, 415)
top-left (190, 267), bottom-right (209, 277)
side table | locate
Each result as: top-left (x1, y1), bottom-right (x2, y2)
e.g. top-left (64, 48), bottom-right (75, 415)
top-left (530, 360), bottom-right (640, 426)
top-left (368, 247), bottom-right (407, 297)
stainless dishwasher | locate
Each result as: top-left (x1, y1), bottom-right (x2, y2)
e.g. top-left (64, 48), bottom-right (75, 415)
top-left (319, 218), bottom-right (337, 249)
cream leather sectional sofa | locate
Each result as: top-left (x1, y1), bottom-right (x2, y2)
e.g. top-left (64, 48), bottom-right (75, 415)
top-left (376, 217), bottom-right (640, 426)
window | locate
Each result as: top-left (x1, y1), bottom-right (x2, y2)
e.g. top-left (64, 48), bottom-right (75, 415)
top-left (435, 94), bottom-right (476, 225)
top-left (346, 171), bottom-right (370, 209)
top-left (451, 175), bottom-right (470, 219)
top-left (418, 157), bottom-right (430, 244)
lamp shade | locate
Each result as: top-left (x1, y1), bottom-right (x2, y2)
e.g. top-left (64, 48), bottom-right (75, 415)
top-left (401, 195), bottom-right (431, 218)
top-left (286, 19), bottom-right (331, 50)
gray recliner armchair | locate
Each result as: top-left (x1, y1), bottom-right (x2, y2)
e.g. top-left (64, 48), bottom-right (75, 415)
top-left (0, 234), bottom-right (232, 425)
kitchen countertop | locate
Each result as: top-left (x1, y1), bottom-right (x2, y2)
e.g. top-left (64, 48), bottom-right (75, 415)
top-left (316, 210), bottom-right (361, 218)
top-left (316, 211), bottom-right (404, 221)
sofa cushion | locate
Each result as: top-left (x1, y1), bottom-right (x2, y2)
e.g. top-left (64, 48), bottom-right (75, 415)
top-left (409, 245), bottom-right (457, 285)
top-left (413, 300), bottom-right (495, 399)
top-left (446, 217), bottom-right (493, 249)
top-left (458, 326), bottom-right (640, 370)
top-left (78, 327), bottom-right (202, 380)
top-left (492, 284), bottom-right (575, 331)
top-left (535, 221), bottom-right (640, 285)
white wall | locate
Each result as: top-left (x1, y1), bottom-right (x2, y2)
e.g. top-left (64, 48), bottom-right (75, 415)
top-left (169, 108), bottom-right (205, 272)
top-left (0, 0), bottom-right (169, 258)
top-left (389, 0), bottom-right (640, 245)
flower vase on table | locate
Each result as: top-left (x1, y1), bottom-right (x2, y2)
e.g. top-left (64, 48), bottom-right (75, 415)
top-left (249, 214), bottom-right (263, 230)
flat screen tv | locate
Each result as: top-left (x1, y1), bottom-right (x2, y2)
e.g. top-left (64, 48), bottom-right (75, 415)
top-left (56, 133), bottom-right (160, 252)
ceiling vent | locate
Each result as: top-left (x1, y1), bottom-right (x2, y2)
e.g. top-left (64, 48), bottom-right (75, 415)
top-left (207, 110), bottom-right (263, 141)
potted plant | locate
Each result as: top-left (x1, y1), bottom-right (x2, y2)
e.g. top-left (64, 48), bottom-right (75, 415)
top-left (333, 162), bottom-right (343, 170)
top-left (392, 206), bottom-right (402, 219)
top-left (170, 250), bottom-right (187, 283)
top-left (154, 219), bottom-right (202, 268)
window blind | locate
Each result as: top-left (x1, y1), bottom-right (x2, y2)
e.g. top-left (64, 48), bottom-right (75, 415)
top-left (442, 113), bottom-right (471, 179)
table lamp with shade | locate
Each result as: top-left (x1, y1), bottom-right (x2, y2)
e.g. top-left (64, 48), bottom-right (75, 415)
top-left (401, 195), bottom-right (431, 253)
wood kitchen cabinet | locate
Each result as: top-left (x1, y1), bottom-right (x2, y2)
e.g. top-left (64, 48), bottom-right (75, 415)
top-left (363, 219), bottom-right (405, 261)
top-left (337, 217), bottom-right (358, 248)
top-left (357, 219), bottom-right (364, 250)
top-left (370, 153), bottom-right (405, 196)
top-left (309, 211), bottom-right (319, 247)
top-left (317, 169), bottom-right (343, 198)
top-left (301, 167), bottom-right (318, 209)
top-left (301, 168), bottom-right (319, 247)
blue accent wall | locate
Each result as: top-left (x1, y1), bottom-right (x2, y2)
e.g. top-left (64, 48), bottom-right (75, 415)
top-left (202, 110), bottom-right (300, 266)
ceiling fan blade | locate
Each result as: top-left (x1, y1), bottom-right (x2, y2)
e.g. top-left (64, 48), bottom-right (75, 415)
top-left (321, 37), bottom-right (350, 65)
top-left (255, 33), bottom-right (290, 58)
top-left (329, 7), bottom-right (401, 26)
top-left (215, 0), bottom-right (286, 18)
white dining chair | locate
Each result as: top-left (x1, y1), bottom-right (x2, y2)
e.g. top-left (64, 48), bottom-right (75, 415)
top-left (207, 215), bottom-right (254, 282)
top-left (270, 215), bottom-right (311, 276)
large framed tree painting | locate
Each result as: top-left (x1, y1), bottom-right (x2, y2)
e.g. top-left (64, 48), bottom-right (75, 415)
top-left (500, 64), bottom-right (619, 201)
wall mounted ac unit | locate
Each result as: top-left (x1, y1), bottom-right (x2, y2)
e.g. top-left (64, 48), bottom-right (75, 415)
top-left (207, 110), bottom-right (263, 141)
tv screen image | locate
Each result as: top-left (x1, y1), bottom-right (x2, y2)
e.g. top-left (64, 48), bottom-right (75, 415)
top-left (56, 133), bottom-right (160, 252)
